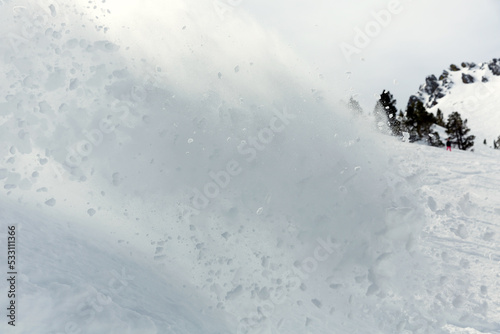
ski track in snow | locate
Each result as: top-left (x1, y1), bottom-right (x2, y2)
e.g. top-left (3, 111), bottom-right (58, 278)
top-left (394, 143), bottom-right (500, 334)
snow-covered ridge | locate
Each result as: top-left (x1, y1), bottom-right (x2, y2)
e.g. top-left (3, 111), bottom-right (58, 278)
top-left (410, 58), bottom-right (500, 144)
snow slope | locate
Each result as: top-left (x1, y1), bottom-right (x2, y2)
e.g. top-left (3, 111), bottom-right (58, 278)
top-left (0, 202), bottom-right (231, 334)
top-left (390, 142), bottom-right (500, 333)
top-left (412, 60), bottom-right (500, 145)
top-left (0, 0), bottom-right (499, 333)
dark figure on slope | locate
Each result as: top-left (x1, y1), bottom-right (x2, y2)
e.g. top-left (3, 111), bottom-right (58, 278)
top-left (446, 138), bottom-right (452, 151)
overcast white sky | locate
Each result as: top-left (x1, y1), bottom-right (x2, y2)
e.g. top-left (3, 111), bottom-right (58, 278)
top-left (239, 0), bottom-right (500, 112)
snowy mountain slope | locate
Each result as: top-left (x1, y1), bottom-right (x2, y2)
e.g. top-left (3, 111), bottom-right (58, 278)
top-left (390, 142), bottom-right (500, 333)
top-left (0, 202), bottom-right (232, 334)
top-left (411, 60), bottom-right (500, 145)
top-left (2, 137), bottom-right (500, 334)
top-left (0, 0), bottom-right (499, 333)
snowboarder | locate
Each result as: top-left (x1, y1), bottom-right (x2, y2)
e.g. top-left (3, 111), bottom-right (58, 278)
top-left (446, 138), bottom-right (452, 151)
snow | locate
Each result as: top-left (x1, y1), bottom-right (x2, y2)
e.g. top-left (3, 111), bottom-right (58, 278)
top-left (0, 202), bottom-right (229, 334)
top-left (392, 143), bottom-right (500, 333)
top-left (416, 63), bottom-right (500, 145)
top-left (0, 0), bottom-right (499, 333)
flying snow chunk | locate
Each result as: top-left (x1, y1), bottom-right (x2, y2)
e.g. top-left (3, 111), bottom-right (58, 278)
top-left (225, 285), bottom-right (243, 300)
top-left (311, 299), bottom-right (322, 308)
top-left (93, 41), bottom-right (120, 53)
top-left (45, 198), bottom-right (56, 206)
top-left (427, 196), bottom-right (437, 212)
top-left (49, 4), bottom-right (57, 17)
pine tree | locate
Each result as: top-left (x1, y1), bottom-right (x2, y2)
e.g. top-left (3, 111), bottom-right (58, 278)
top-left (428, 131), bottom-right (445, 147)
top-left (347, 96), bottom-right (363, 115)
top-left (436, 109), bottom-right (445, 127)
top-left (373, 101), bottom-right (389, 134)
top-left (374, 90), bottom-right (401, 136)
top-left (397, 110), bottom-right (406, 133)
top-left (494, 135), bottom-right (500, 149)
top-left (445, 112), bottom-right (475, 151)
top-left (404, 99), bottom-right (442, 146)
top-left (398, 110), bottom-right (405, 121)
top-left (404, 100), bottom-right (422, 141)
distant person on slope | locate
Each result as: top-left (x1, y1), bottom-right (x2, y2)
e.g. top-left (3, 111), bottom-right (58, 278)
top-left (446, 138), bottom-right (452, 151)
